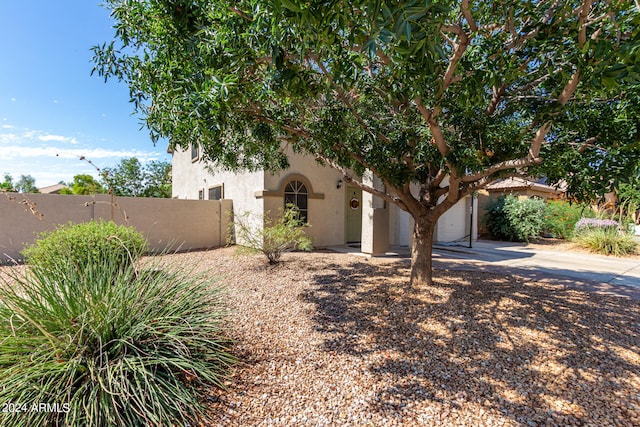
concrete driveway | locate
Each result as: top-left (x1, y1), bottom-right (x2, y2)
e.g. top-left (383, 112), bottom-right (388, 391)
top-left (330, 240), bottom-right (640, 299)
top-left (432, 240), bottom-right (640, 299)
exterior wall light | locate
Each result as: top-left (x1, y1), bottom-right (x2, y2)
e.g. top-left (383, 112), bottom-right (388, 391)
top-left (337, 179), bottom-right (343, 189)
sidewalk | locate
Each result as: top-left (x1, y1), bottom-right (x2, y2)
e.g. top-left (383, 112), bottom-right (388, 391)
top-left (434, 240), bottom-right (640, 286)
top-left (328, 240), bottom-right (640, 299)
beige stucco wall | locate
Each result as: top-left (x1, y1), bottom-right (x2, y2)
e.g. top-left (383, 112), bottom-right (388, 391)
top-left (172, 144), bottom-right (264, 240)
top-left (262, 150), bottom-right (345, 247)
top-left (172, 144), bottom-right (479, 248)
top-left (0, 193), bottom-right (229, 264)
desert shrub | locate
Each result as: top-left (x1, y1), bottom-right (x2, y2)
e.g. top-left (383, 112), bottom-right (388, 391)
top-left (231, 205), bottom-right (313, 264)
top-left (573, 227), bottom-right (637, 256)
top-left (0, 255), bottom-right (235, 427)
top-left (22, 220), bottom-right (148, 274)
top-left (543, 200), bottom-right (592, 239)
top-left (486, 195), bottom-right (546, 242)
top-left (573, 218), bottom-right (619, 236)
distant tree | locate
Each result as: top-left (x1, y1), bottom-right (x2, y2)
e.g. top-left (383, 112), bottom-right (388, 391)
top-left (15, 175), bottom-right (39, 193)
top-left (64, 174), bottom-right (107, 195)
top-left (0, 174), bottom-right (15, 192)
top-left (102, 157), bottom-right (144, 196)
top-left (142, 160), bottom-right (172, 198)
top-left (102, 157), bottom-right (172, 198)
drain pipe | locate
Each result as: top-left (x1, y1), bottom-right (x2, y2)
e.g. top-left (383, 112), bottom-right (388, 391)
top-left (469, 193), bottom-right (474, 248)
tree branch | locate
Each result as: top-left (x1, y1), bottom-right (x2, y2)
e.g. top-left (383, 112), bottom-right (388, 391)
top-left (557, 71), bottom-right (581, 105)
top-left (414, 98), bottom-right (451, 157)
top-left (461, 0), bottom-right (478, 32)
top-left (228, 6), bottom-right (253, 22)
top-left (578, 0), bottom-right (595, 48)
top-left (529, 123), bottom-right (551, 159)
top-left (317, 155), bottom-right (408, 211)
top-left (486, 83), bottom-right (507, 116)
top-left (440, 26), bottom-right (470, 94)
top-left (433, 168), bottom-right (446, 188)
top-left (462, 156), bottom-right (543, 183)
top-left (506, 0), bottom-right (562, 50)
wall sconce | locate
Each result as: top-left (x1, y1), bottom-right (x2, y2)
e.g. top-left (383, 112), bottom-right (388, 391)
top-left (336, 179), bottom-right (343, 189)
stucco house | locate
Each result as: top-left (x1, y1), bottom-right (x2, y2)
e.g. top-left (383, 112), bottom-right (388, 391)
top-left (171, 144), bottom-right (478, 254)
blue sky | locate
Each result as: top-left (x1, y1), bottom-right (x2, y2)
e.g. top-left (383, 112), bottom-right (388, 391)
top-left (0, 1), bottom-right (170, 188)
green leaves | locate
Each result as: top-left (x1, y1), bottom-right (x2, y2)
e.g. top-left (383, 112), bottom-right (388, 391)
top-left (94, 0), bottom-right (639, 207)
top-left (486, 195), bottom-right (547, 243)
top-left (232, 205), bottom-right (313, 264)
top-left (1, 248), bottom-right (235, 426)
top-left (101, 157), bottom-right (172, 198)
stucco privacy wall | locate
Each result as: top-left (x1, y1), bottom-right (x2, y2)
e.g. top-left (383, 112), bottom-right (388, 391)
top-left (0, 193), bottom-right (231, 263)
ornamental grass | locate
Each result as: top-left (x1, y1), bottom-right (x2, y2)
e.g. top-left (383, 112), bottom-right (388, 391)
top-left (0, 253), bottom-right (235, 427)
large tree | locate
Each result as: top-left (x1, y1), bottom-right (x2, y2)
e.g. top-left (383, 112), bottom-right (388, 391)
top-left (102, 157), bottom-right (172, 198)
top-left (94, 0), bottom-right (639, 285)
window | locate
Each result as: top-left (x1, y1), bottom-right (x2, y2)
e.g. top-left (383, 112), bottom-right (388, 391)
top-left (208, 185), bottom-right (222, 200)
top-left (284, 180), bottom-right (308, 222)
top-left (191, 144), bottom-right (199, 162)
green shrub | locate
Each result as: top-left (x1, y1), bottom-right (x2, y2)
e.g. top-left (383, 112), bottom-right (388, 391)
top-left (543, 200), bottom-right (592, 239)
top-left (231, 205), bottom-right (313, 264)
top-left (573, 227), bottom-right (638, 256)
top-left (0, 255), bottom-right (235, 427)
top-left (486, 195), bottom-right (546, 242)
top-left (22, 220), bottom-right (148, 274)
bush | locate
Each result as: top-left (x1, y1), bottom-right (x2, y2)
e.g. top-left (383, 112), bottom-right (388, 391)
top-left (573, 227), bottom-right (638, 256)
top-left (486, 195), bottom-right (546, 242)
top-left (543, 200), bottom-right (591, 239)
top-left (0, 255), bottom-right (235, 426)
top-left (22, 220), bottom-right (148, 274)
top-left (231, 205), bottom-right (313, 264)
top-left (573, 218), bottom-right (619, 236)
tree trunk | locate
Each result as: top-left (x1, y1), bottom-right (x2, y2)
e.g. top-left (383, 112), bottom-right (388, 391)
top-left (410, 216), bottom-right (437, 286)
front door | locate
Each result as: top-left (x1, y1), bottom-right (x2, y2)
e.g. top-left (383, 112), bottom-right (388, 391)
top-left (345, 186), bottom-right (362, 243)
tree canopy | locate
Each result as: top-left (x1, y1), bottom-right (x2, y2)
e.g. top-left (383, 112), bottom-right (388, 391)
top-left (94, 0), bottom-right (640, 284)
top-left (1, 174), bottom-right (39, 193)
top-left (0, 174), bottom-right (15, 192)
top-left (101, 157), bottom-right (172, 198)
top-left (60, 174), bottom-right (107, 195)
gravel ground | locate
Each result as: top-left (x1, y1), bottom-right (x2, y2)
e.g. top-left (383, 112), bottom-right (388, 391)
top-left (2, 247), bottom-right (639, 426)
top-left (155, 247), bottom-right (640, 427)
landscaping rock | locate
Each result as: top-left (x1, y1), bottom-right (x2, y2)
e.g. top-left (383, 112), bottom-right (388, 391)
top-left (161, 248), bottom-right (638, 427)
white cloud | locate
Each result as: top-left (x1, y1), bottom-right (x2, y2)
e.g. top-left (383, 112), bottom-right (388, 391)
top-left (0, 126), bottom-right (170, 186)
top-left (0, 145), bottom-right (161, 161)
top-left (0, 133), bottom-right (19, 144)
top-left (37, 134), bottom-right (78, 144)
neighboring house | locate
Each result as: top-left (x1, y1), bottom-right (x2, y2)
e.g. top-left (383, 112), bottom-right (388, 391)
top-left (477, 177), bottom-right (566, 234)
top-left (38, 183), bottom-right (69, 194)
top-left (172, 144), bottom-right (478, 254)
top-left (482, 177), bottom-right (566, 201)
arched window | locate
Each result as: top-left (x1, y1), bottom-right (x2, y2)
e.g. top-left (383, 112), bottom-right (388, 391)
top-left (284, 180), bottom-right (308, 223)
